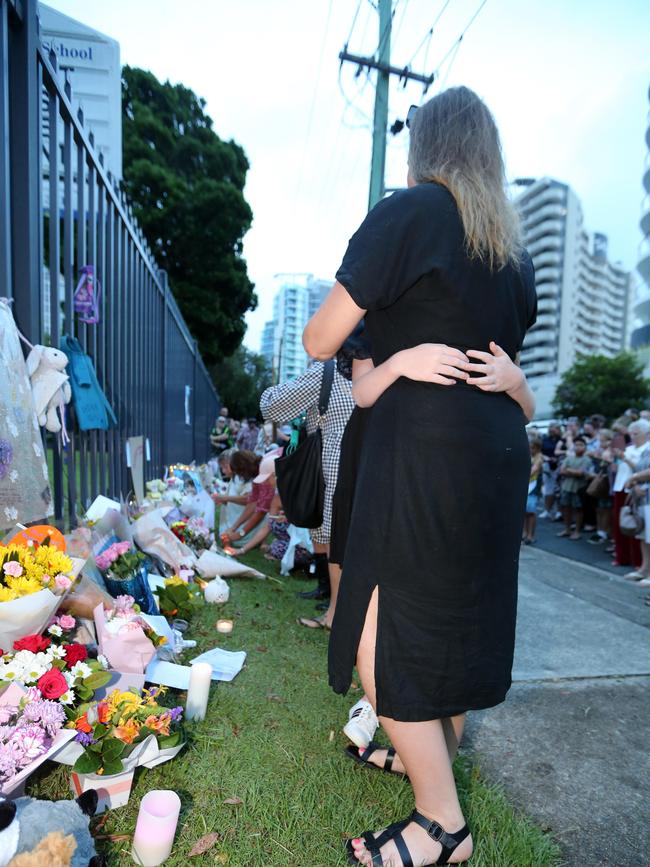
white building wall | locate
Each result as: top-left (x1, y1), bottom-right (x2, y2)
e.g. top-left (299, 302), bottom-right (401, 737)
top-left (39, 3), bottom-right (122, 179)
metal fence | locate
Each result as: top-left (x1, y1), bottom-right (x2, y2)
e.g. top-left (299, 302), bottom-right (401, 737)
top-left (1, 0), bottom-right (220, 527)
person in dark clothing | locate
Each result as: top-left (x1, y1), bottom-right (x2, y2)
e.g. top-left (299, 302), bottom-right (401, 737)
top-left (304, 86), bottom-right (536, 867)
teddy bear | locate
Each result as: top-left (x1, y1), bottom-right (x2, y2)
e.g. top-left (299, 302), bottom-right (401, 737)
top-left (0, 790), bottom-right (105, 867)
top-left (25, 344), bottom-right (71, 436)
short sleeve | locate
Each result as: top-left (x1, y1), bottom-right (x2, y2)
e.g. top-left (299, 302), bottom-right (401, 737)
top-left (335, 184), bottom-right (455, 311)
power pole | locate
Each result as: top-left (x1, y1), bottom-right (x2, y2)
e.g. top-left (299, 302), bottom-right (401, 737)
top-left (368, 0), bottom-right (391, 211)
top-left (339, 0), bottom-right (434, 211)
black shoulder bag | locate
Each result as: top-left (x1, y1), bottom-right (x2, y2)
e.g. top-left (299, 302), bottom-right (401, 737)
top-left (275, 360), bottom-right (335, 528)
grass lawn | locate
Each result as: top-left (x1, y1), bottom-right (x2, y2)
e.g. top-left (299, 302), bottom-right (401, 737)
top-left (28, 549), bottom-right (564, 866)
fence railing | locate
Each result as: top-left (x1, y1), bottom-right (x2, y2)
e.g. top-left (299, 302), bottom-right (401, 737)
top-left (1, 0), bottom-right (220, 527)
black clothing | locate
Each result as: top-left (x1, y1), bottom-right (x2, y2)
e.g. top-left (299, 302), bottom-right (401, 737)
top-left (328, 182), bottom-right (537, 721)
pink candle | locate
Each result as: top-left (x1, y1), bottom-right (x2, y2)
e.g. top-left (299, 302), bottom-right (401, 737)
top-left (132, 790), bottom-right (181, 866)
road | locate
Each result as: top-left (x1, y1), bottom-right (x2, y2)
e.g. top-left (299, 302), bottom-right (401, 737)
top-left (464, 544), bottom-right (650, 866)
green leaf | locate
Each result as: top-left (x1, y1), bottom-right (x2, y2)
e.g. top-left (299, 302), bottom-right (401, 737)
top-left (84, 671), bottom-right (112, 690)
top-left (158, 731), bottom-right (183, 749)
top-left (103, 738), bottom-right (126, 759)
top-left (102, 757), bottom-right (125, 776)
top-left (93, 723), bottom-right (108, 739)
top-left (73, 752), bottom-right (102, 774)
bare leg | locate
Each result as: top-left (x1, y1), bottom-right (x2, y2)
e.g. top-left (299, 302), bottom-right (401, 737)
top-left (351, 588), bottom-right (473, 866)
top-left (639, 541), bottom-right (650, 576)
top-left (320, 562), bottom-right (341, 628)
top-left (572, 508), bottom-right (583, 538)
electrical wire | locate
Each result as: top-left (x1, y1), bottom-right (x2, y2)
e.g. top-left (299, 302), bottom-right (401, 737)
top-left (433, 0), bottom-right (488, 74)
top-left (345, 0), bottom-right (363, 48)
top-left (405, 0), bottom-right (452, 68)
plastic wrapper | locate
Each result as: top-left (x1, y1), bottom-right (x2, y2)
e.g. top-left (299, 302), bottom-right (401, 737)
top-left (280, 524), bottom-right (314, 576)
top-left (0, 556), bottom-right (84, 649)
top-left (196, 549), bottom-right (265, 580)
top-left (94, 603), bottom-right (157, 674)
top-left (58, 571), bottom-right (114, 620)
top-left (133, 508), bottom-right (196, 572)
top-left (0, 683), bottom-right (76, 796)
top-left (179, 490), bottom-right (215, 527)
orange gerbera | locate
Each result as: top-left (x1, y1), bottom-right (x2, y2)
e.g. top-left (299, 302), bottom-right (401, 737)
top-left (114, 718), bottom-right (140, 744)
top-left (75, 713), bottom-right (92, 734)
top-left (143, 714), bottom-right (171, 737)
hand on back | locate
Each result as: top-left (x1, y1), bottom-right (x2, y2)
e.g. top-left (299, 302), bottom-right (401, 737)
top-left (395, 344), bottom-right (469, 385)
top-left (465, 341), bottom-right (524, 394)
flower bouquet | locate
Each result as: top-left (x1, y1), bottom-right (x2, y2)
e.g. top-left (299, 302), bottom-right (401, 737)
top-left (170, 517), bottom-right (214, 554)
top-left (60, 686), bottom-right (184, 811)
top-left (94, 598), bottom-right (163, 675)
top-left (0, 681), bottom-right (75, 795)
top-left (155, 575), bottom-right (203, 620)
top-left (0, 616), bottom-right (112, 708)
top-left (0, 538), bottom-right (82, 648)
top-left (96, 541), bottom-right (157, 614)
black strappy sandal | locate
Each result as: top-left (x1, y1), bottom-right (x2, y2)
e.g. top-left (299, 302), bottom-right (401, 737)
top-left (345, 818), bottom-right (409, 865)
top-left (344, 740), bottom-right (407, 778)
top-left (346, 809), bottom-right (471, 866)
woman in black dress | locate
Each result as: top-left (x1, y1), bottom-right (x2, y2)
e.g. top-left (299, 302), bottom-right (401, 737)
top-left (304, 86), bottom-right (536, 866)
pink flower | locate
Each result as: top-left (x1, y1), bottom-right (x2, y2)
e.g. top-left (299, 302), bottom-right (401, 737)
top-left (2, 561), bottom-right (23, 578)
top-left (116, 541), bottom-right (132, 555)
top-left (41, 573), bottom-right (51, 584)
top-left (54, 575), bottom-right (72, 592)
top-left (58, 614), bottom-right (76, 630)
top-left (178, 568), bottom-right (193, 582)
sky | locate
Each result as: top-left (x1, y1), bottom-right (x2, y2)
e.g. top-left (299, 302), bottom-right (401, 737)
top-left (45, 0), bottom-right (650, 352)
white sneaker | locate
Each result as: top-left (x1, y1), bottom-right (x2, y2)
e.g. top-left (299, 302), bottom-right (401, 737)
top-left (343, 698), bottom-right (378, 749)
top-left (538, 510), bottom-right (550, 519)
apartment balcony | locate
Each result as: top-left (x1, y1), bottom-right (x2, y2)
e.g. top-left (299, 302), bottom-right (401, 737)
top-left (526, 217), bottom-right (564, 245)
top-left (520, 344), bottom-right (556, 365)
top-left (523, 203), bottom-right (565, 233)
top-left (524, 360), bottom-right (556, 378)
top-left (640, 210), bottom-right (650, 238)
top-left (519, 184), bottom-right (565, 217)
top-left (644, 165), bottom-right (650, 196)
top-left (637, 252), bottom-right (650, 285)
top-left (528, 235), bottom-right (563, 257)
top-left (534, 265), bottom-right (561, 284)
top-left (536, 282), bottom-right (560, 303)
top-left (530, 312), bottom-right (557, 331)
top-left (537, 297), bottom-right (558, 315)
top-left (532, 250), bottom-right (561, 269)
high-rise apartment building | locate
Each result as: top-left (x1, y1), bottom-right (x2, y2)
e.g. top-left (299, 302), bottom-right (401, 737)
top-left (513, 177), bottom-right (631, 417)
top-left (260, 275), bottom-right (333, 383)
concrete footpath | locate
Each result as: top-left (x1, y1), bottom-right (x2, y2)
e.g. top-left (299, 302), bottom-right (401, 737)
top-left (464, 546), bottom-right (650, 867)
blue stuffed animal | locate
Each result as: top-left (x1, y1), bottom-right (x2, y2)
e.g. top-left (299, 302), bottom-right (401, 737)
top-left (0, 790), bottom-right (106, 867)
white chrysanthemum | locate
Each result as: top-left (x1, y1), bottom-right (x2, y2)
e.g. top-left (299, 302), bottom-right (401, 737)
top-left (49, 645), bottom-right (66, 659)
top-left (21, 664), bottom-right (48, 684)
top-left (58, 689), bottom-right (75, 706)
top-left (47, 624), bottom-right (63, 637)
top-left (0, 662), bottom-right (22, 681)
top-left (34, 651), bottom-right (53, 666)
top-left (97, 654), bottom-right (109, 670)
top-left (13, 650), bottom-right (37, 666)
top-left (70, 661), bottom-right (92, 681)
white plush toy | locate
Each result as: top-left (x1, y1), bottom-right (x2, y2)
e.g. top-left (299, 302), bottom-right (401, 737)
top-left (25, 345), bottom-right (71, 435)
top-left (204, 576), bottom-right (230, 604)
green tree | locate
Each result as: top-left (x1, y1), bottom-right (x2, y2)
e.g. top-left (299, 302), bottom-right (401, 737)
top-left (212, 347), bottom-right (273, 420)
top-left (121, 67), bottom-right (256, 365)
top-left (552, 352), bottom-right (650, 420)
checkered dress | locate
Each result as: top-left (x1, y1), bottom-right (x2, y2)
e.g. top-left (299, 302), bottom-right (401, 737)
top-left (259, 363), bottom-right (355, 544)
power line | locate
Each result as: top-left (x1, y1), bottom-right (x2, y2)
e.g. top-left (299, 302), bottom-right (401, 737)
top-left (405, 0), bottom-right (453, 68)
top-left (346, 0), bottom-right (363, 47)
top-left (434, 0), bottom-right (488, 74)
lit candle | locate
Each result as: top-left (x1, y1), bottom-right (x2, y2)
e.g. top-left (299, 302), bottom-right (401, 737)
top-left (216, 619), bottom-right (233, 634)
top-left (185, 661), bottom-right (212, 721)
top-left (131, 790), bottom-right (181, 866)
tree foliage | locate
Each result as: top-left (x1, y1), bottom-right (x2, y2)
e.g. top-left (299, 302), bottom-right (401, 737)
top-left (552, 352), bottom-right (650, 420)
top-left (121, 66), bottom-right (256, 365)
top-left (211, 347), bottom-right (272, 420)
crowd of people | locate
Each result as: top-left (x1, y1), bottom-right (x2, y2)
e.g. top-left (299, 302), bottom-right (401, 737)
top-left (526, 409), bottom-right (650, 592)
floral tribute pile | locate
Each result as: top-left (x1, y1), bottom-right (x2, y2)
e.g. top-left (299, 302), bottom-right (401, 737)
top-left (0, 541), bottom-right (74, 601)
top-left (71, 686), bottom-right (183, 776)
top-left (0, 686), bottom-right (66, 787)
top-left (170, 517), bottom-right (214, 553)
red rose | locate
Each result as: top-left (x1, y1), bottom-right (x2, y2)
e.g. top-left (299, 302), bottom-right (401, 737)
top-left (37, 668), bottom-right (68, 700)
top-left (63, 644), bottom-right (88, 666)
top-left (13, 634), bottom-right (51, 653)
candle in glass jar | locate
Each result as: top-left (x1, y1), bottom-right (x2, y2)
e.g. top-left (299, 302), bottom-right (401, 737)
top-left (185, 662), bottom-right (212, 721)
top-left (132, 790), bottom-right (181, 866)
top-left (216, 619), bottom-right (233, 634)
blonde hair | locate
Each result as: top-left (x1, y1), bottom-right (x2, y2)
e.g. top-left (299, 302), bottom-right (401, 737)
top-left (408, 86), bottom-right (522, 270)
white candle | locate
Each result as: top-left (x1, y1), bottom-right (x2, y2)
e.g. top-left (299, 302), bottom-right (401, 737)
top-left (216, 619), bottom-right (233, 634)
top-left (185, 662), bottom-right (212, 721)
top-left (132, 790), bottom-right (181, 866)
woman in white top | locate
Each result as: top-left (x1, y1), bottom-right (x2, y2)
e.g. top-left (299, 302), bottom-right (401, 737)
top-left (611, 419), bottom-right (650, 569)
top-left (214, 449), bottom-right (253, 536)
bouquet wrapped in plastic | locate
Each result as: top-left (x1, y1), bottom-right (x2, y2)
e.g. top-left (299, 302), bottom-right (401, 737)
top-left (94, 598), bottom-right (163, 675)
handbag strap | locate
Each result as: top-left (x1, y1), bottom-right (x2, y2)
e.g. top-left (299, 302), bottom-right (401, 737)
top-left (317, 359), bottom-right (335, 419)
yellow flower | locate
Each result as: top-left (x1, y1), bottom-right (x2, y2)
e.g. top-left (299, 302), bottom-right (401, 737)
top-left (114, 718), bottom-right (140, 744)
top-left (7, 575), bottom-right (42, 596)
top-left (0, 586), bottom-right (17, 602)
top-left (165, 576), bottom-right (186, 587)
top-left (106, 688), bottom-right (143, 716)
